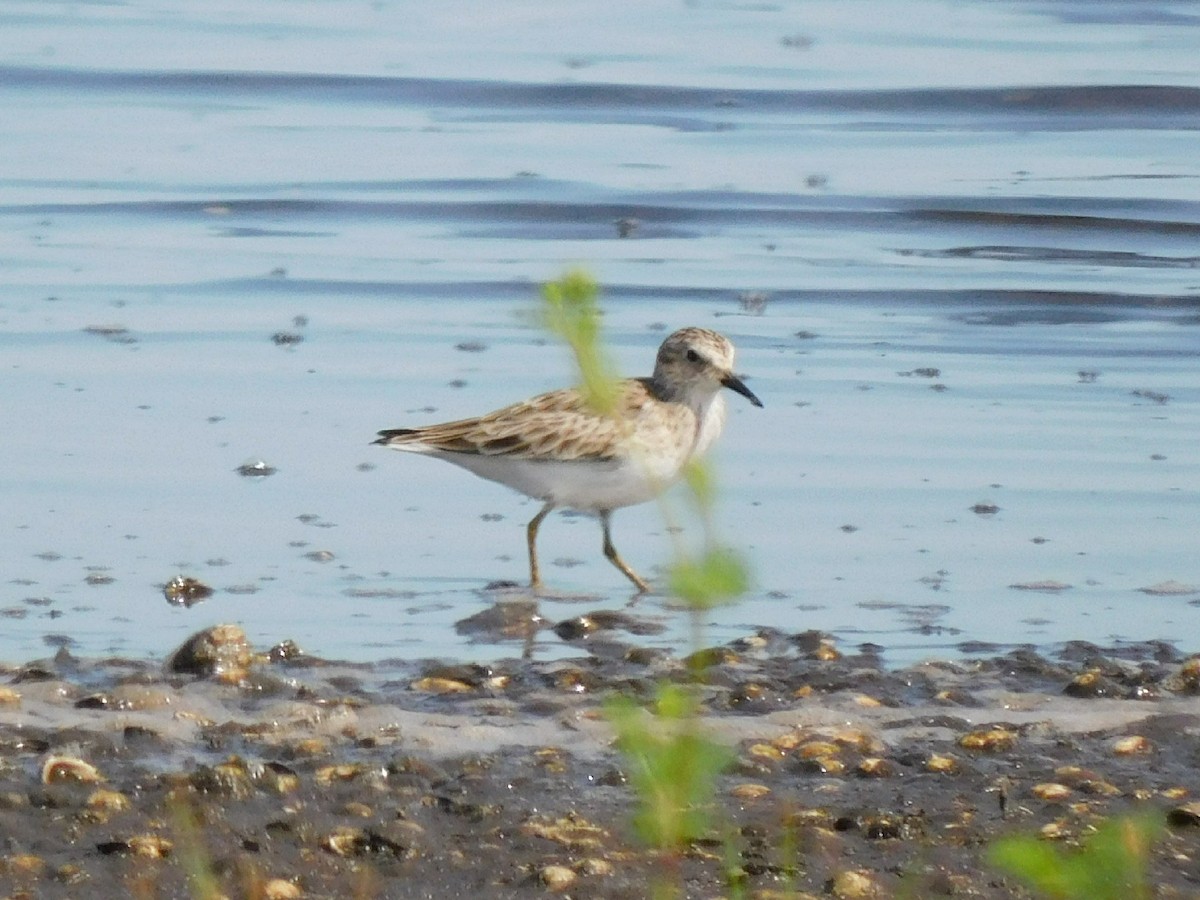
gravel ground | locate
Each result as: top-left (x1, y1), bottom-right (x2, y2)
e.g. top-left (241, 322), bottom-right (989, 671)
top-left (2, 620), bottom-right (1200, 899)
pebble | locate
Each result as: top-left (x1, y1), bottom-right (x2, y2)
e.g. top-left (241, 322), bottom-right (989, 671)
top-left (539, 865), bottom-right (577, 891)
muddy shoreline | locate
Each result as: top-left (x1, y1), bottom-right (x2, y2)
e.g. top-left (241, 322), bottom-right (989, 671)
top-left (2, 619), bottom-right (1199, 898)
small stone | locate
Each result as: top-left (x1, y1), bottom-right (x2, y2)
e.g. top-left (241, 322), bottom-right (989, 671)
top-left (292, 738), bottom-right (328, 756)
top-left (1009, 580), bottom-right (1072, 592)
top-left (520, 814), bottom-right (607, 850)
top-left (1064, 669), bottom-right (1119, 698)
top-left (809, 641), bottom-right (841, 661)
top-left (127, 835), bottom-right (172, 858)
top-left (163, 575), bottom-right (214, 607)
top-left (959, 728), bottom-right (1017, 753)
top-left (42, 755), bottom-right (104, 785)
top-left (925, 753), bottom-right (961, 774)
top-left (832, 728), bottom-right (884, 754)
top-left (1137, 580), bottom-right (1199, 596)
top-left (771, 731), bottom-right (804, 752)
top-left (267, 640), bottom-right (305, 663)
top-left (166, 624), bottom-right (253, 684)
top-left (190, 757), bottom-right (255, 800)
top-left (1162, 661), bottom-right (1200, 696)
top-left (540, 864), bottom-right (577, 891)
top-left (576, 858), bottom-right (614, 877)
top-left (236, 459), bottom-right (277, 478)
top-left (829, 868), bottom-right (883, 898)
top-left (856, 757), bottom-right (896, 778)
top-left (1167, 801), bottom-right (1200, 829)
top-left (1032, 783), bottom-right (1072, 802)
top-left (1112, 735), bottom-right (1153, 756)
top-left (800, 756), bottom-right (846, 776)
top-left (747, 743), bottom-right (786, 762)
top-left (410, 677), bottom-right (474, 695)
top-left (263, 880), bottom-right (303, 899)
top-left (5, 854), bottom-right (46, 876)
top-left (1076, 779), bottom-right (1122, 797)
top-left (86, 789), bottom-right (131, 813)
top-left (259, 762), bottom-right (301, 795)
top-left (321, 827), bottom-right (372, 858)
top-left (315, 764), bottom-right (366, 786)
top-left (729, 783), bottom-right (771, 801)
top-left (1040, 820), bottom-right (1069, 840)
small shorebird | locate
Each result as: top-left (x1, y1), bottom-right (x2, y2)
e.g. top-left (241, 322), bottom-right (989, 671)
top-left (374, 327), bottom-right (762, 593)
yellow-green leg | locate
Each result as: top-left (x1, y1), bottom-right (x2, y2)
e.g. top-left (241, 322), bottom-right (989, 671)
top-left (601, 510), bottom-right (650, 593)
top-left (526, 501), bottom-right (554, 589)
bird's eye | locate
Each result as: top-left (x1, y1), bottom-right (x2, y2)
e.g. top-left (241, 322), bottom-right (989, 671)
top-left (686, 349), bottom-right (701, 363)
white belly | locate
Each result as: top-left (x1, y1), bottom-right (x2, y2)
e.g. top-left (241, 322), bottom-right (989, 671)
top-left (432, 452), bottom-right (671, 511)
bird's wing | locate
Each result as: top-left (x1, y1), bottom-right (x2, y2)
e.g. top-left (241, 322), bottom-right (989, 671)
top-left (376, 380), bottom-right (655, 461)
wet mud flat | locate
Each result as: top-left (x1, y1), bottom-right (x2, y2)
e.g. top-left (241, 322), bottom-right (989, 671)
top-left (2, 621), bottom-right (1200, 899)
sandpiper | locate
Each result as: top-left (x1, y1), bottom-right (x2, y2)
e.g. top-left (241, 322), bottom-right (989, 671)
top-left (374, 327), bottom-right (762, 592)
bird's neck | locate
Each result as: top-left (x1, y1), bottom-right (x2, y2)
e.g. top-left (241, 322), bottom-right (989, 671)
top-left (690, 391), bottom-right (727, 458)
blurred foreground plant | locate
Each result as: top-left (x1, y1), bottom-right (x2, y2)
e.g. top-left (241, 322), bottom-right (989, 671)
top-left (541, 269), bottom-right (750, 896)
top-left (541, 269), bottom-right (620, 416)
top-left (167, 791), bottom-right (223, 900)
top-left (988, 812), bottom-right (1163, 900)
top-left (606, 684), bottom-right (734, 850)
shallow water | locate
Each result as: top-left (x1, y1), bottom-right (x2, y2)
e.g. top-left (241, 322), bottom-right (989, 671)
top-left (2, 0), bottom-right (1198, 666)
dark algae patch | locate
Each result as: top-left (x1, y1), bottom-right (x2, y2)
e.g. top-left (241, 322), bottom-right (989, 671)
top-left (1, 629), bottom-right (1199, 897)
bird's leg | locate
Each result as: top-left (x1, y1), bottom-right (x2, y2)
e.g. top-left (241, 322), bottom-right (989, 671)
top-left (600, 510), bottom-right (651, 594)
top-left (526, 502), bottom-right (555, 590)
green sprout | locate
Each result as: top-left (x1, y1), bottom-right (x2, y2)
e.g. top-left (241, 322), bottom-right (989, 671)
top-left (606, 685), bottom-right (734, 852)
top-left (540, 269), bottom-right (753, 897)
top-left (541, 269), bottom-right (620, 416)
top-left (988, 812), bottom-right (1163, 900)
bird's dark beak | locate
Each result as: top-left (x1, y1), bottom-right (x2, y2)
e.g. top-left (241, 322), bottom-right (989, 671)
top-left (721, 372), bottom-right (763, 408)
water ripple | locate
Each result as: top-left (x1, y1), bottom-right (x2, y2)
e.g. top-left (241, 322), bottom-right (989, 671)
top-left (5, 65), bottom-right (1200, 130)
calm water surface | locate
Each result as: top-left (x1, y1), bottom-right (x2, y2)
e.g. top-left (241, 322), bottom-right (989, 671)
top-left (1, 1), bottom-right (1198, 665)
